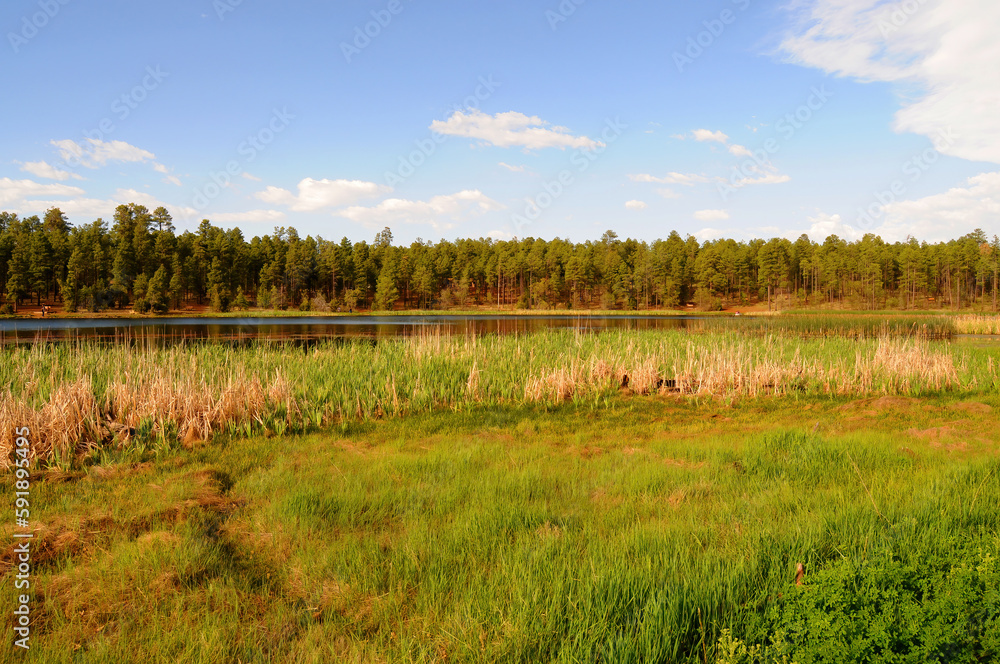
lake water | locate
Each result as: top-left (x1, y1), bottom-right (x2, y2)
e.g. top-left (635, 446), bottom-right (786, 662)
top-left (2, 314), bottom-right (994, 346)
top-left (0, 314), bottom-right (715, 345)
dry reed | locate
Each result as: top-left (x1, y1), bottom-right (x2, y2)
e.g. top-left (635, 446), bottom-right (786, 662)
top-left (0, 331), bottom-right (983, 469)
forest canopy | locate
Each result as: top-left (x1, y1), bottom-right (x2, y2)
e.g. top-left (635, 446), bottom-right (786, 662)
top-left (1, 204), bottom-right (997, 313)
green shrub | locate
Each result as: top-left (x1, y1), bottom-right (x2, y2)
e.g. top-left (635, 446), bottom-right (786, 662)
top-left (729, 537), bottom-right (1000, 663)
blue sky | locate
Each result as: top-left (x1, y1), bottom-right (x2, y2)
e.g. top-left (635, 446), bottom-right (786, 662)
top-left (2, 0), bottom-right (997, 244)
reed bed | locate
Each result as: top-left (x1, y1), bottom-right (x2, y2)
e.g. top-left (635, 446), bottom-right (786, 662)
top-left (685, 314), bottom-right (956, 340)
top-left (2, 329), bottom-right (997, 468)
top-left (954, 314), bottom-right (1000, 335)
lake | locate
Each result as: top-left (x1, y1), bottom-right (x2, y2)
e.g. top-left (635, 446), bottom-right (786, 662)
top-left (0, 314), bottom-right (716, 345)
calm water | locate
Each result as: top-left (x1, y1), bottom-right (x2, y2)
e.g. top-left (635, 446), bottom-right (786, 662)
top-left (2, 314), bottom-right (994, 346)
top-left (0, 314), bottom-right (714, 345)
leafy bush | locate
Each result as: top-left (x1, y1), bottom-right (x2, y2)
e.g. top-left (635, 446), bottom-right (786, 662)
top-left (724, 537), bottom-right (1000, 663)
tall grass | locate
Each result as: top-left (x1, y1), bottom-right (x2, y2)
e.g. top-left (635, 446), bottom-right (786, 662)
top-left (4, 397), bottom-right (999, 662)
top-left (2, 329), bottom-right (998, 468)
top-left (954, 314), bottom-right (1000, 334)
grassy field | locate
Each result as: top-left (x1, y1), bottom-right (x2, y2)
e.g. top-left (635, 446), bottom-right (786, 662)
top-left (2, 393), bottom-right (999, 662)
top-left (2, 322), bottom-right (999, 661)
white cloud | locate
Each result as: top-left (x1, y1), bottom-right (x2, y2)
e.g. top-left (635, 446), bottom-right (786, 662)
top-left (256, 177), bottom-right (391, 212)
top-left (798, 212), bottom-right (864, 242)
top-left (210, 209), bottom-right (287, 224)
top-left (0, 178), bottom-right (85, 205)
top-left (694, 227), bottom-right (728, 241)
top-left (728, 144), bottom-right (753, 157)
top-left (657, 187), bottom-right (682, 199)
top-left (150, 163), bottom-right (182, 187)
top-left (430, 110), bottom-right (603, 151)
top-left (241, 172), bottom-right (262, 182)
top-left (338, 190), bottom-right (503, 232)
top-left (781, 0), bottom-right (1000, 163)
top-left (51, 138), bottom-right (156, 169)
top-left (869, 170), bottom-right (1000, 241)
top-left (488, 229), bottom-right (513, 240)
top-left (726, 162), bottom-right (792, 187)
top-left (694, 209), bottom-right (730, 222)
top-left (19, 161), bottom-right (83, 181)
top-left (498, 162), bottom-right (526, 172)
top-left (629, 172), bottom-right (710, 186)
top-left (625, 200), bottom-right (648, 210)
top-left (692, 129), bottom-right (729, 143)
top-left (18, 188), bottom-right (198, 221)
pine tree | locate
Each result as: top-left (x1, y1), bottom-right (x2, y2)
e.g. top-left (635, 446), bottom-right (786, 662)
top-left (373, 256), bottom-right (399, 311)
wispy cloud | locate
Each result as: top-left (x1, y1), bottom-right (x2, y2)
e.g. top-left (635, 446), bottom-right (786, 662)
top-left (19, 161), bottom-right (83, 181)
top-left (629, 172), bottom-right (710, 186)
top-left (692, 129), bottom-right (729, 143)
top-left (210, 209), bottom-right (287, 224)
top-left (694, 209), bottom-right (730, 222)
top-left (51, 138), bottom-right (155, 169)
top-left (0, 178), bottom-right (85, 205)
top-left (431, 110), bottom-right (603, 150)
top-left (337, 190), bottom-right (503, 231)
top-left (782, 0), bottom-right (1000, 163)
top-left (256, 177), bottom-right (391, 212)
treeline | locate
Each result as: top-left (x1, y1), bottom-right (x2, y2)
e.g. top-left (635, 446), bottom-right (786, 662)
top-left (1, 204), bottom-right (998, 314)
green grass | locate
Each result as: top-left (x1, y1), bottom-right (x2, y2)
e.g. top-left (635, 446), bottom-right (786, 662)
top-left (3, 392), bottom-right (999, 662)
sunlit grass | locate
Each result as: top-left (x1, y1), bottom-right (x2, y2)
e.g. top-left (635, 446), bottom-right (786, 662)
top-left (2, 394), bottom-right (998, 662)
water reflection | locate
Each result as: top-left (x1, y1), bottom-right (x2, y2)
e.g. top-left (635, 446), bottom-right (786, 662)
top-left (0, 314), bottom-right (712, 346)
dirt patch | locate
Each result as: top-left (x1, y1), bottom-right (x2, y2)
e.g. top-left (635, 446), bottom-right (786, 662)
top-left (950, 402), bottom-right (993, 415)
top-left (334, 439), bottom-right (371, 455)
top-left (572, 446), bottom-right (605, 459)
top-left (907, 426), bottom-right (954, 440)
top-left (1, 466), bottom-right (240, 573)
top-left (839, 396), bottom-right (921, 414)
top-left (870, 396), bottom-right (920, 412)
